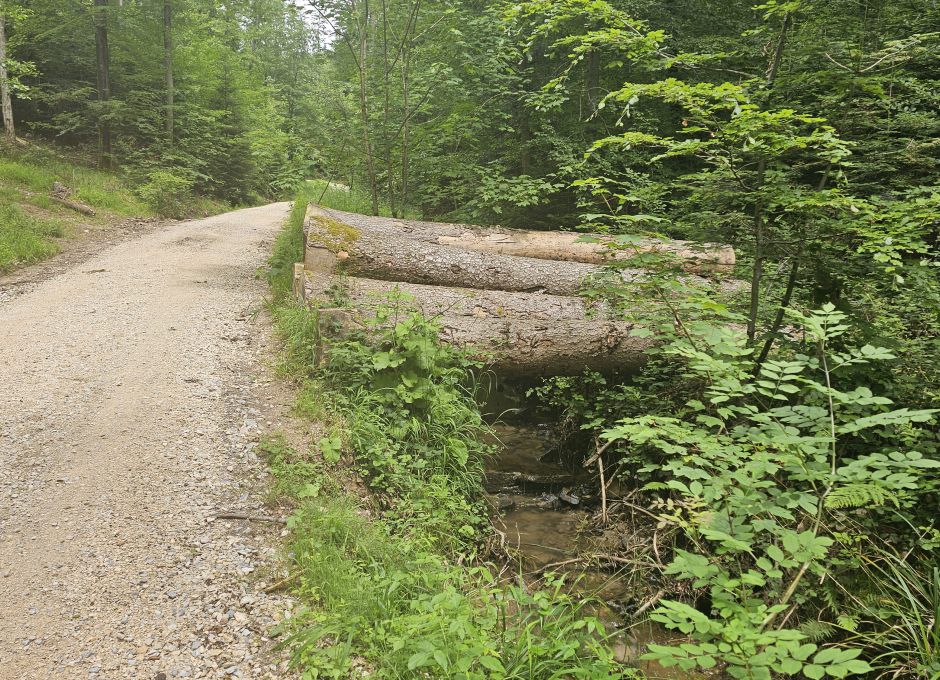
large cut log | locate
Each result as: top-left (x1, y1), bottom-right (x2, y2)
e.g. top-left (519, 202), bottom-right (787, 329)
top-left (318, 206), bottom-right (735, 273)
top-left (304, 206), bottom-right (646, 297)
top-left (301, 271), bottom-right (654, 376)
top-left (319, 274), bottom-right (608, 321)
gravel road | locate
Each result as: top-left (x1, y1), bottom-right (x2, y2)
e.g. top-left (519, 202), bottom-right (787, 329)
top-left (0, 203), bottom-right (298, 679)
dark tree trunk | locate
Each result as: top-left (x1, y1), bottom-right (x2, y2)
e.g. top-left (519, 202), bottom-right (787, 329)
top-left (164, 0), bottom-right (174, 143)
top-left (93, 0), bottom-right (113, 170)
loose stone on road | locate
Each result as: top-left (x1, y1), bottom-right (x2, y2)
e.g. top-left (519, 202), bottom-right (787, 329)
top-left (0, 203), bottom-right (296, 679)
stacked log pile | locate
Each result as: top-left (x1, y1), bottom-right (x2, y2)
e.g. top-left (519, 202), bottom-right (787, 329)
top-left (295, 205), bottom-right (736, 376)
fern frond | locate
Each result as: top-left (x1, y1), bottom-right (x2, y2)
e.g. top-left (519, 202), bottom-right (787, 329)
top-left (800, 619), bottom-right (836, 642)
top-left (825, 482), bottom-right (899, 509)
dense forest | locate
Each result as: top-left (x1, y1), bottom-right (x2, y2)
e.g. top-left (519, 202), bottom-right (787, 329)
top-left (3, 0), bottom-right (939, 678)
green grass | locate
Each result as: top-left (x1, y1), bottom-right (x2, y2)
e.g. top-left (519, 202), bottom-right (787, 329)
top-left (0, 147), bottom-right (159, 273)
top-left (267, 186), bottom-right (314, 300)
top-left (0, 204), bottom-right (64, 273)
top-left (262, 435), bottom-right (630, 679)
top-left (0, 155), bottom-right (151, 216)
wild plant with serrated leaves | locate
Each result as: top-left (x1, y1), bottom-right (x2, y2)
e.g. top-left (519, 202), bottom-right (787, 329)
top-left (599, 304), bottom-right (939, 678)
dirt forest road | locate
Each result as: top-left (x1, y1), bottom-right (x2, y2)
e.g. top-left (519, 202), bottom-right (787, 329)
top-left (0, 203), bottom-right (297, 679)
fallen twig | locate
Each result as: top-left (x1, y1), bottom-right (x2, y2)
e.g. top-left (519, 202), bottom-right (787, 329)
top-left (597, 453), bottom-right (608, 525)
top-left (51, 196), bottom-right (96, 216)
top-left (634, 588), bottom-right (665, 617)
top-left (263, 572), bottom-right (300, 593)
top-left (540, 557), bottom-right (586, 571)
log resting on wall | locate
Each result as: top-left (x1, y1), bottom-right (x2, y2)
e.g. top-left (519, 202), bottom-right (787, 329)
top-left (300, 270), bottom-right (656, 376)
top-left (318, 207), bottom-right (735, 274)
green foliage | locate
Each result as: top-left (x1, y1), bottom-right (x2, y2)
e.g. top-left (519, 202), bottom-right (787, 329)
top-left (303, 179), bottom-right (414, 218)
top-left (259, 434), bottom-right (342, 504)
top-left (0, 203), bottom-right (60, 272)
top-left (563, 303), bottom-right (936, 678)
top-left (312, 290), bottom-right (494, 552)
top-left (11, 0), bottom-right (321, 203)
top-left (0, 148), bottom-right (157, 272)
top-left (282, 483), bottom-right (632, 679)
top-left (0, 152), bottom-right (150, 216)
top-left (136, 170), bottom-right (195, 219)
top-left (267, 188), bottom-right (317, 301)
top-left (263, 188), bottom-right (639, 677)
top-left (840, 552), bottom-right (940, 678)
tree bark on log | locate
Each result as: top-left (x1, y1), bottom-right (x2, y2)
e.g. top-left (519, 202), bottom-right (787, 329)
top-left (50, 196), bottom-right (96, 216)
top-left (298, 205), bottom-right (738, 376)
top-left (301, 271), bottom-right (654, 376)
top-left (317, 206), bottom-right (735, 273)
top-left (312, 273), bottom-right (608, 321)
top-left (305, 207), bottom-right (646, 297)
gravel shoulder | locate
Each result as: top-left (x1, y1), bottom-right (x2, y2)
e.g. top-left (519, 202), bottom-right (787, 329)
top-left (0, 203), bottom-right (300, 679)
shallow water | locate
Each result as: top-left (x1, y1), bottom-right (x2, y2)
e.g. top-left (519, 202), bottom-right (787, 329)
top-left (486, 423), bottom-right (708, 679)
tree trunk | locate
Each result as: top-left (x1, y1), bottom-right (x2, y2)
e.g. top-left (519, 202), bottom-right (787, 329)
top-left (304, 206), bottom-right (732, 297)
top-left (301, 272), bottom-right (654, 376)
top-left (352, 0), bottom-right (380, 216)
top-left (298, 206), bottom-right (739, 376)
top-left (0, 15), bottom-right (15, 145)
top-left (93, 0), bottom-right (113, 170)
top-left (379, 0), bottom-right (397, 218)
top-left (305, 208), bottom-right (638, 297)
top-left (318, 207), bottom-right (734, 273)
top-left (748, 11), bottom-right (793, 346)
top-left (163, 0), bottom-right (174, 143)
top-left (310, 274), bottom-right (611, 321)
top-left (399, 21), bottom-right (412, 210)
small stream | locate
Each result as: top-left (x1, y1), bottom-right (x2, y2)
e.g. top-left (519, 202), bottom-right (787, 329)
top-left (483, 418), bottom-right (705, 679)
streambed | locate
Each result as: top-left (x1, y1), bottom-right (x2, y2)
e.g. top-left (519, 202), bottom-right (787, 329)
top-left (484, 421), bottom-right (707, 679)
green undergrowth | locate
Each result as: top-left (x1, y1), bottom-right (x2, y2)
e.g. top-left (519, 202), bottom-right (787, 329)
top-left (0, 150), bottom-right (151, 217)
top-left (0, 149), bottom-right (125, 272)
top-left (304, 178), bottom-right (420, 218)
top-left (0, 144), bottom-right (235, 272)
top-left (0, 203), bottom-right (63, 273)
top-left (0, 148), bottom-right (154, 272)
top-left (264, 193), bottom-right (640, 678)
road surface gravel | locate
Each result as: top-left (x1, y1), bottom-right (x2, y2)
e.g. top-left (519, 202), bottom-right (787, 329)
top-left (0, 203), bottom-right (298, 679)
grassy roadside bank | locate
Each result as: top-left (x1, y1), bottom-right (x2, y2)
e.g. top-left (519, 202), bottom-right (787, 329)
top-left (263, 189), bottom-right (641, 678)
top-left (0, 151), bottom-right (148, 273)
top-left (0, 145), bottom-right (230, 274)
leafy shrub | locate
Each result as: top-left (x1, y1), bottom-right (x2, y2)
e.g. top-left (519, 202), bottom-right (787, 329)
top-left (137, 170), bottom-right (195, 219)
top-left (304, 291), bottom-right (495, 552)
top-left (556, 304), bottom-right (938, 679)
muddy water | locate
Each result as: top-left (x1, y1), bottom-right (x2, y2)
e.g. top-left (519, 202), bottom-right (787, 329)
top-left (485, 423), bottom-right (707, 679)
